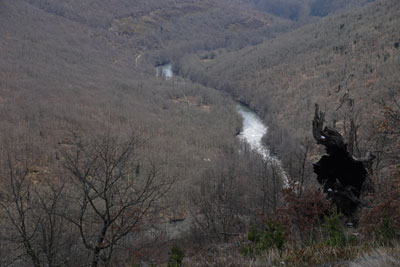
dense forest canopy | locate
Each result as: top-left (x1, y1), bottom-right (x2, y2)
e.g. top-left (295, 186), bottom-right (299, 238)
top-left (1, 0), bottom-right (400, 266)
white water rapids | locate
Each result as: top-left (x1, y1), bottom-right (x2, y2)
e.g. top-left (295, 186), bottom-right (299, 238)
top-left (155, 63), bottom-right (173, 79)
top-left (236, 104), bottom-right (288, 185)
top-left (236, 104), bottom-right (270, 158)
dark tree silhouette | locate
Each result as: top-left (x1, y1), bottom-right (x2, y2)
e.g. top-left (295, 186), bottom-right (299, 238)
top-left (312, 104), bottom-right (375, 216)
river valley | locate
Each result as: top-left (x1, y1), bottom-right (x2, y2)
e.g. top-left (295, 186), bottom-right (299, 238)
top-left (156, 63), bottom-right (288, 185)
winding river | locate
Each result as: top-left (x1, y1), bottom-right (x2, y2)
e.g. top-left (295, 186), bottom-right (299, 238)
top-left (236, 104), bottom-right (288, 184)
top-left (154, 63), bottom-right (288, 238)
top-left (156, 63), bottom-right (288, 184)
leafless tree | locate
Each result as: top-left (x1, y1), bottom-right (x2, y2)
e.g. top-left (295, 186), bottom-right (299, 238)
top-left (0, 150), bottom-right (75, 267)
top-left (61, 131), bottom-right (172, 267)
top-left (248, 153), bottom-right (284, 220)
top-left (285, 137), bottom-right (314, 187)
top-left (191, 153), bottom-right (246, 242)
top-left (380, 88), bottom-right (400, 163)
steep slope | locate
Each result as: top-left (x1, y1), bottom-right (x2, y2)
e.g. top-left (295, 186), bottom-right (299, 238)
top-left (234, 0), bottom-right (374, 20)
top-left (0, 0), bottom-right (245, 189)
top-left (178, 0), bottom-right (400, 166)
top-left (1, 0), bottom-right (399, 265)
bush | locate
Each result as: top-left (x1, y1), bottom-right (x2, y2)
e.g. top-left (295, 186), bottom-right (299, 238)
top-left (375, 217), bottom-right (398, 246)
top-left (276, 182), bottom-right (329, 244)
top-left (360, 170), bottom-right (400, 246)
top-left (321, 212), bottom-right (351, 247)
top-left (167, 245), bottom-right (184, 267)
top-left (241, 220), bottom-right (286, 256)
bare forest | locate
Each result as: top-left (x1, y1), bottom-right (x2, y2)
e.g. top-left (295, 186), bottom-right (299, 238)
top-left (0, 0), bottom-right (400, 266)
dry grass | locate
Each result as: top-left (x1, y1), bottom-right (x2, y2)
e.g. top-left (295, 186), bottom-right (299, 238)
top-left (350, 245), bottom-right (400, 267)
top-left (183, 245), bottom-right (283, 267)
top-left (184, 244), bottom-right (400, 267)
top-left (181, 234), bottom-right (400, 267)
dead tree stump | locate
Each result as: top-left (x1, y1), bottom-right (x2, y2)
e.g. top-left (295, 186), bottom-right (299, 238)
top-left (312, 104), bottom-right (374, 216)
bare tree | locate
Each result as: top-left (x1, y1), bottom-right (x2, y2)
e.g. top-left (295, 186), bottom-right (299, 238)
top-left (380, 88), bottom-right (400, 163)
top-left (191, 153), bottom-right (246, 242)
top-left (61, 131), bottom-right (172, 267)
top-left (248, 153), bottom-right (283, 219)
top-left (0, 150), bottom-right (75, 267)
top-left (285, 137), bottom-right (314, 187)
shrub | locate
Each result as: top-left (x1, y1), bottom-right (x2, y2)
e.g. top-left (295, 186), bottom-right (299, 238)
top-left (375, 217), bottom-right (398, 246)
top-left (276, 182), bottom-right (329, 244)
top-left (167, 245), bottom-right (184, 267)
top-left (360, 170), bottom-right (400, 246)
top-left (241, 220), bottom-right (286, 256)
top-left (321, 212), bottom-right (350, 247)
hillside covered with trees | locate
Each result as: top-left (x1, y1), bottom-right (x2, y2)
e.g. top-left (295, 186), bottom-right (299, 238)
top-left (178, 0), bottom-right (399, 175)
top-left (0, 0), bottom-right (399, 266)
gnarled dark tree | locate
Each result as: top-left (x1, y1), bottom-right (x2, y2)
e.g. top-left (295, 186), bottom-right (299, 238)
top-left (312, 104), bottom-right (375, 217)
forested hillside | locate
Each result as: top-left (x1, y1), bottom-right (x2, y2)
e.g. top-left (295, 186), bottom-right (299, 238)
top-left (178, 0), bottom-right (399, 170)
top-left (1, 0), bottom-right (400, 266)
top-left (239, 0), bottom-right (374, 20)
top-left (1, 0), bottom-right (249, 191)
top-left (0, 1), bottom-right (250, 264)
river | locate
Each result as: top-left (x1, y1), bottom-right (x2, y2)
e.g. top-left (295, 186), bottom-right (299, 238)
top-left (236, 104), bottom-right (288, 184)
top-left (155, 63), bottom-right (173, 79)
top-left (156, 63), bottom-right (287, 184)
top-left (154, 63), bottom-right (288, 238)
top-left (236, 104), bottom-right (270, 158)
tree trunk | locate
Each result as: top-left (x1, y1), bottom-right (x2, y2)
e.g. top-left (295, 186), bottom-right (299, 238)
top-left (91, 222), bottom-right (108, 267)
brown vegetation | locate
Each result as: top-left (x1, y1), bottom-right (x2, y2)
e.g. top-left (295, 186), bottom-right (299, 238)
top-left (1, 0), bottom-right (400, 266)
